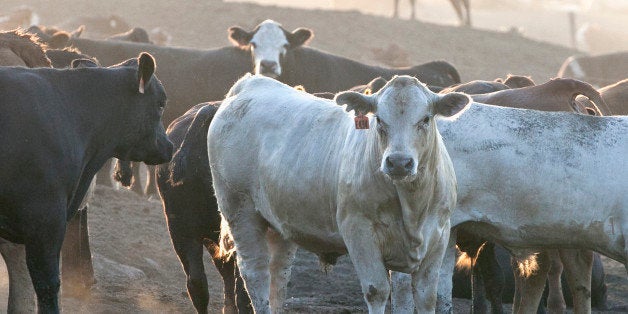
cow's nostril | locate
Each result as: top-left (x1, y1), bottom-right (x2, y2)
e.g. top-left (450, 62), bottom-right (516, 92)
top-left (386, 157), bottom-right (394, 169)
top-left (404, 160), bottom-right (413, 170)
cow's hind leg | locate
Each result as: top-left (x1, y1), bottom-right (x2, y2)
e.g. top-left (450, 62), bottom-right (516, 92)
top-left (61, 206), bottom-right (95, 297)
top-left (546, 250), bottom-right (566, 314)
top-left (129, 162), bottom-right (144, 195)
top-left (0, 240), bottom-right (36, 312)
top-left (214, 183), bottom-right (271, 314)
top-left (172, 236), bottom-right (209, 313)
top-left (511, 252), bottom-right (550, 314)
top-left (144, 165), bottom-right (159, 198)
top-left (559, 249), bottom-right (593, 314)
top-left (267, 229), bottom-right (297, 313)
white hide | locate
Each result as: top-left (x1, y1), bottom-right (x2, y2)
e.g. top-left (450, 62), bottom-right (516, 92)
top-left (208, 74), bottom-right (463, 313)
top-left (249, 20), bottom-right (288, 78)
top-left (405, 103), bottom-right (628, 313)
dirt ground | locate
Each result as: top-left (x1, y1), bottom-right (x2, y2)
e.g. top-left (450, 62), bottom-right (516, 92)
top-left (1, 0), bottom-right (627, 312)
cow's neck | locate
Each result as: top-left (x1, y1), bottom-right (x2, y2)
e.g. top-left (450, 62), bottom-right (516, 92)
top-left (394, 126), bottom-right (453, 248)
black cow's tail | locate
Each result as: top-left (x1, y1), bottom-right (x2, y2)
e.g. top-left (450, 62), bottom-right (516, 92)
top-left (168, 103), bottom-right (219, 186)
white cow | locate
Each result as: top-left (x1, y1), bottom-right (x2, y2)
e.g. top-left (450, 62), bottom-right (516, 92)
top-left (388, 103), bottom-right (628, 313)
top-left (208, 74), bottom-right (470, 313)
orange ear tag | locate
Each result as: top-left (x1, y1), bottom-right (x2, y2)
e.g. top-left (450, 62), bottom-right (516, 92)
top-left (354, 114), bottom-right (369, 129)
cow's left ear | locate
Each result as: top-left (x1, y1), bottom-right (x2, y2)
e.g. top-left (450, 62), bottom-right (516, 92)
top-left (228, 26), bottom-right (253, 47)
top-left (137, 52), bottom-right (156, 94)
top-left (287, 28), bottom-right (313, 48)
top-left (335, 91), bottom-right (377, 115)
top-left (434, 92), bottom-right (471, 118)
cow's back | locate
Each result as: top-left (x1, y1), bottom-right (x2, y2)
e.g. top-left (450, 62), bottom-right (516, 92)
top-left (438, 104), bottom-right (628, 260)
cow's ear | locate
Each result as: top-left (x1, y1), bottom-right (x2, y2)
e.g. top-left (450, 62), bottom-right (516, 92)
top-left (287, 28), bottom-right (313, 47)
top-left (228, 26), bottom-right (253, 47)
top-left (366, 77), bottom-right (387, 94)
top-left (137, 52), bottom-right (156, 94)
top-left (48, 31), bottom-right (70, 49)
top-left (71, 58), bottom-right (98, 68)
top-left (71, 25), bottom-right (84, 38)
top-left (434, 92), bottom-right (471, 118)
top-left (335, 91), bottom-right (377, 115)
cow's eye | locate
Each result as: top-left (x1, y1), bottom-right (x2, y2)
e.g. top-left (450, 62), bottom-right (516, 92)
top-left (417, 116), bottom-right (430, 129)
top-left (423, 116), bottom-right (430, 124)
top-left (376, 116), bottom-right (387, 135)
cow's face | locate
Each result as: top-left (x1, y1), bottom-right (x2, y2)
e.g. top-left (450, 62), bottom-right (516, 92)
top-left (229, 20), bottom-right (312, 78)
top-left (106, 53), bottom-right (173, 165)
top-left (336, 75), bottom-right (470, 181)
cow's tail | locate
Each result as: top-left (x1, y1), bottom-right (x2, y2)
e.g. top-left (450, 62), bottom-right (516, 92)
top-left (206, 217), bottom-right (236, 262)
top-left (455, 251), bottom-right (473, 273)
top-left (513, 254), bottom-right (539, 278)
top-left (168, 104), bottom-right (218, 186)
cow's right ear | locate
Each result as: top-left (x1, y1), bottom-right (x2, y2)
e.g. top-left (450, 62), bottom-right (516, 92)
top-left (335, 91), bottom-right (377, 115)
top-left (228, 26), bottom-right (253, 47)
top-left (71, 58), bottom-right (98, 68)
top-left (137, 52), bottom-right (156, 94)
top-left (70, 25), bottom-right (85, 38)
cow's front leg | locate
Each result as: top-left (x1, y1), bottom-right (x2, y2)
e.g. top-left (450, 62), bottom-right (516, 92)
top-left (0, 239), bottom-right (36, 313)
top-left (411, 224), bottom-right (450, 314)
top-left (341, 218), bottom-right (390, 314)
top-left (436, 229), bottom-right (457, 314)
top-left (559, 249), bottom-right (593, 314)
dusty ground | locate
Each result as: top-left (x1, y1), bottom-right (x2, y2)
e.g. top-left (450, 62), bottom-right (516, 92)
top-left (0, 0), bottom-right (626, 312)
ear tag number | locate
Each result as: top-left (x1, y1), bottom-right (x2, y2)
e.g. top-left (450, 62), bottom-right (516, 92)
top-left (354, 113), bottom-right (369, 129)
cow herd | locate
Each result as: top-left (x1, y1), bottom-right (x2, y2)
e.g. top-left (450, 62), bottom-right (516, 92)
top-left (0, 13), bottom-right (626, 314)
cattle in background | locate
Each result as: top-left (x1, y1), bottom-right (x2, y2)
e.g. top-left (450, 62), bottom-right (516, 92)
top-left (495, 74), bottom-right (535, 89)
top-left (0, 30), bottom-right (51, 68)
top-left (106, 27), bottom-right (152, 44)
top-left (393, 0), bottom-right (471, 26)
top-left (388, 103), bottom-right (627, 313)
top-left (209, 74), bottom-right (469, 313)
top-left (557, 52), bottom-right (628, 88)
top-left (575, 78), bottom-right (628, 115)
top-left (59, 14), bottom-right (131, 39)
top-left (31, 20), bottom-right (461, 196)
top-left (156, 102), bottom-right (251, 313)
top-left (0, 52), bottom-right (173, 312)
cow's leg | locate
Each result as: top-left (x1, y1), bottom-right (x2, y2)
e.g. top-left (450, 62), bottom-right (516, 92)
top-left (0, 240), bottom-right (36, 312)
top-left (411, 226), bottom-right (450, 313)
top-left (410, 0), bottom-right (416, 20)
top-left (235, 265), bottom-right (253, 313)
top-left (342, 220), bottom-right (389, 314)
top-left (112, 159), bottom-right (133, 188)
top-left (511, 252), bottom-right (550, 314)
top-left (436, 230), bottom-right (457, 314)
top-left (462, 0), bottom-right (471, 26)
top-left (476, 242), bottom-right (504, 314)
top-left (95, 159), bottom-right (114, 187)
top-left (559, 249), bottom-right (593, 314)
top-left (203, 239), bottom-right (241, 314)
top-left (266, 229), bottom-right (297, 313)
top-left (391, 271), bottom-right (414, 312)
top-left (129, 162), bottom-right (144, 195)
top-left (214, 186), bottom-right (271, 314)
top-left (172, 235), bottom-right (209, 314)
top-left (393, 0), bottom-right (400, 18)
top-left (24, 207), bottom-right (65, 313)
top-left (471, 251), bottom-right (490, 314)
top-left (61, 206), bottom-right (95, 297)
top-left (546, 250), bottom-right (566, 314)
top-left (144, 165), bottom-right (159, 198)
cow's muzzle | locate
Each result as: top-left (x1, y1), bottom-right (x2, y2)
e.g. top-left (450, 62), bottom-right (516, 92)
top-left (383, 153), bottom-right (415, 180)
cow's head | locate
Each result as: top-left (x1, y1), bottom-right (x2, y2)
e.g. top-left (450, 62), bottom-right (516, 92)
top-left (99, 52), bottom-right (173, 165)
top-left (228, 19), bottom-right (312, 78)
top-left (335, 75), bottom-right (470, 181)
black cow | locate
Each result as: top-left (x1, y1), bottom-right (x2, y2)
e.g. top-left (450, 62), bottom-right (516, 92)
top-left (155, 102), bottom-right (251, 314)
top-left (0, 52), bottom-right (173, 313)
